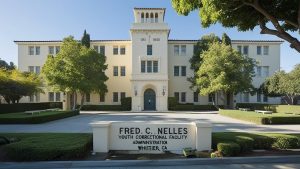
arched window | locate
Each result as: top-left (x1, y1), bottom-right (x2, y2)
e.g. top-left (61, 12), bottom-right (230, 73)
top-left (155, 13), bottom-right (158, 23)
top-left (141, 13), bottom-right (144, 23)
top-left (150, 13), bottom-right (154, 23)
top-left (146, 13), bottom-right (149, 22)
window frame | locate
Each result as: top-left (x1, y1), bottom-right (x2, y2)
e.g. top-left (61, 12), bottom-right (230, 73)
top-left (113, 92), bottom-right (119, 102)
top-left (120, 66), bottom-right (126, 76)
top-left (193, 92), bottom-right (199, 102)
top-left (263, 46), bottom-right (269, 55)
top-left (113, 46), bottom-right (118, 55)
top-left (174, 45), bottom-right (179, 56)
top-left (174, 66), bottom-right (179, 76)
top-left (181, 45), bottom-right (186, 56)
top-left (257, 46), bottom-right (262, 55)
top-left (120, 46), bottom-right (126, 55)
top-left (113, 66), bottom-right (118, 76)
top-left (147, 45), bottom-right (152, 55)
top-left (181, 66), bottom-right (186, 76)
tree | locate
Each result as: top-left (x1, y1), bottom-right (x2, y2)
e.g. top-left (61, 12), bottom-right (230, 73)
top-left (195, 42), bottom-right (255, 106)
top-left (81, 30), bottom-right (90, 48)
top-left (188, 33), bottom-right (220, 89)
top-left (263, 64), bottom-right (300, 104)
top-left (222, 33), bottom-right (231, 46)
top-left (171, 0), bottom-right (300, 53)
top-left (0, 69), bottom-right (42, 104)
top-left (42, 36), bottom-right (108, 109)
top-left (0, 59), bottom-right (15, 70)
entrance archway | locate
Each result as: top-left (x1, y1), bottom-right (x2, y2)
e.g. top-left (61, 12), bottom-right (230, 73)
top-left (144, 89), bottom-right (156, 110)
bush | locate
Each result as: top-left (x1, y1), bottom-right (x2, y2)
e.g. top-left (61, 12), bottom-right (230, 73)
top-left (81, 105), bottom-right (123, 111)
top-left (2, 133), bottom-right (92, 161)
top-left (121, 97), bottom-right (131, 111)
top-left (170, 104), bottom-right (218, 111)
top-left (236, 103), bottom-right (277, 111)
top-left (265, 116), bottom-right (300, 124)
top-left (235, 136), bottom-right (254, 152)
top-left (0, 110), bottom-right (79, 124)
top-left (217, 142), bottom-right (240, 157)
top-left (168, 97), bottom-right (178, 110)
top-left (0, 102), bottom-right (62, 114)
top-left (272, 136), bottom-right (300, 149)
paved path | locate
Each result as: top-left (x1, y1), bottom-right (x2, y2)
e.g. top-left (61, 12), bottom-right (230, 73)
top-left (0, 111), bottom-right (300, 133)
top-left (1, 156), bottom-right (300, 169)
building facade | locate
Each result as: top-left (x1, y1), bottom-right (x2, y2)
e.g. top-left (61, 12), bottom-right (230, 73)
top-left (15, 8), bottom-right (282, 111)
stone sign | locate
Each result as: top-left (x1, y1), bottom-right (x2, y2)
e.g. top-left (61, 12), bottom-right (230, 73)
top-left (90, 121), bottom-right (212, 153)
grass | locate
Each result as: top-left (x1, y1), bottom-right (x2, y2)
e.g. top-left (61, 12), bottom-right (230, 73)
top-left (0, 110), bottom-right (79, 124)
top-left (219, 109), bottom-right (300, 124)
top-left (0, 133), bottom-right (92, 161)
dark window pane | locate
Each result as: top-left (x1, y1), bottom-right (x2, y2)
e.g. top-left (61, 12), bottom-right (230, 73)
top-left (100, 46), bottom-right (105, 55)
top-left (147, 61), bottom-right (152, 73)
top-left (120, 47), bottom-right (126, 55)
top-left (141, 61), bottom-right (146, 73)
top-left (174, 92), bottom-right (179, 102)
top-left (147, 45), bottom-right (152, 55)
top-left (181, 92), bottom-right (186, 102)
top-left (194, 92), bottom-right (198, 102)
top-left (121, 66), bottom-right (126, 76)
top-left (121, 92), bottom-right (126, 100)
top-left (113, 47), bottom-right (118, 55)
top-left (113, 92), bottom-right (118, 102)
top-left (55, 92), bottom-right (61, 102)
top-left (153, 61), bottom-right (158, 73)
top-left (181, 66), bottom-right (186, 76)
top-left (257, 46), bottom-right (261, 55)
top-left (174, 66), bottom-right (179, 76)
top-left (100, 93), bottom-right (105, 102)
top-left (113, 66), bottom-right (118, 76)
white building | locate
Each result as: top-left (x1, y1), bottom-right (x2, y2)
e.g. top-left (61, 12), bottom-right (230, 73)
top-left (15, 8), bottom-right (282, 111)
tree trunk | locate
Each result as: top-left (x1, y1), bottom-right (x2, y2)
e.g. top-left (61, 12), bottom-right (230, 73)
top-left (80, 93), bottom-right (85, 110)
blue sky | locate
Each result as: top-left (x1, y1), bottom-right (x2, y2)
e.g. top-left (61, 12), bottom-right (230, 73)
top-left (0, 0), bottom-right (299, 72)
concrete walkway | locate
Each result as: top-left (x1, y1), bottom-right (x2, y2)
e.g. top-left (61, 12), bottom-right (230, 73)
top-left (0, 111), bottom-right (300, 133)
top-left (1, 155), bottom-right (300, 169)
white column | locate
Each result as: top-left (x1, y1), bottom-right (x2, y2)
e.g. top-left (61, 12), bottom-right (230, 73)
top-left (90, 122), bottom-right (111, 153)
top-left (193, 122), bottom-right (212, 151)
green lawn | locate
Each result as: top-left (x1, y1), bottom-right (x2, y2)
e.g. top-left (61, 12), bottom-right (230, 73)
top-left (0, 133), bottom-right (92, 161)
top-left (219, 109), bottom-right (300, 124)
top-left (0, 110), bottom-right (79, 124)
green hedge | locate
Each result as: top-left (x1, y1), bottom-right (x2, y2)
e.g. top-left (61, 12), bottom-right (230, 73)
top-left (0, 110), bottom-right (79, 124)
top-left (0, 102), bottom-right (62, 114)
top-left (212, 132), bottom-right (300, 154)
top-left (2, 133), bottom-right (92, 161)
top-left (236, 103), bottom-right (277, 111)
top-left (169, 104), bottom-right (218, 111)
top-left (217, 142), bottom-right (240, 157)
top-left (121, 97), bottom-right (132, 111)
top-left (80, 105), bottom-right (124, 111)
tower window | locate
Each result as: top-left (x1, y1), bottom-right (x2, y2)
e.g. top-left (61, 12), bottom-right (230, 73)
top-left (141, 12), bottom-right (144, 23)
top-left (155, 13), bottom-right (158, 23)
top-left (146, 13), bottom-right (149, 22)
top-left (150, 13), bottom-right (154, 23)
top-left (147, 45), bottom-right (152, 55)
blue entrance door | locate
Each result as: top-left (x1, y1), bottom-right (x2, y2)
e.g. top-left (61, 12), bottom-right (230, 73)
top-left (144, 89), bottom-right (156, 110)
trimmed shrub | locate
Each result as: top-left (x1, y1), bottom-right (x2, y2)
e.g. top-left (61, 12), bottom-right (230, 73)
top-left (121, 97), bottom-right (131, 111)
top-left (272, 136), bottom-right (300, 149)
top-left (236, 103), bottom-right (277, 111)
top-left (235, 136), bottom-right (254, 152)
top-left (217, 142), bottom-right (240, 157)
top-left (266, 116), bottom-right (300, 124)
top-left (171, 104), bottom-right (218, 111)
top-left (80, 105), bottom-right (123, 111)
top-left (0, 102), bottom-right (62, 114)
top-left (252, 135), bottom-right (274, 149)
top-left (2, 133), bottom-right (92, 161)
top-left (168, 97), bottom-right (178, 110)
top-left (0, 110), bottom-right (79, 124)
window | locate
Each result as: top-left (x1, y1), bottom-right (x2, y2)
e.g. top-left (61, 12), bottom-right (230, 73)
top-left (28, 66), bottom-right (34, 73)
top-left (121, 92), bottom-right (126, 100)
top-left (174, 92), bottom-right (179, 102)
top-left (256, 66), bottom-right (262, 77)
top-left (174, 45), bottom-right (179, 56)
top-left (35, 46), bottom-right (40, 55)
top-left (94, 46), bottom-right (99, 53)
top-left (113, 66), bottom-right (118, 76)
top-left (263, 94), bottom-right (268, 102)
top-left (113, 46), bottom-right (118, 55)
top-left (55, 92), bottom-right (61, 102)
top-left (153, 61), bottom-right (158, 73)
top-left (237, 46), bottom-right (242, 53)
top-left (35, 93), bottom-right (40, 102)
top-left (263, 46), bottom-right (269, 55)
top-left (35, 66), bottom-right (40, 74)
top-left (257, 92), bottom-right (261, 102)
top-left (174, 66), bottom-right (179, 76)
top-left (208, 93), bottom-right (215, 102)
top-left (99, 93), bottom-right (105, 102)
top-left (194, 92), bottom-right (199, 102)
top-left (86, 93), bottom-right (90, 102)
top-left (181, 45), bottom-right (186, 56)
top-left (49, 46), bottom-right (55, 54)
top-left (55, 46), bottom-right (60, 54)
top-left (147, 61), bottom-right (152, 73)
top-left (29, 46), bottom-right (34, 55)
top-left (120, 46), bottom-right (126, 55)
top-left (113, 92), bottom-right (118, 102)
top-left (99, 46), bottom-right (105, 55)
top-left (141, 61), bottom-right (146, 73)
top-left (150, 13), bottom-right (154, 23)
top-left (153, 38), bottom-right (160, 41)
top-left (181, 92), bottom-right (186, 102)
top-left (243, 46), bottom-right (249, 55)
top-left (263, 66), bottom-right (269, 77)
top-left (155, 13), bottom-right (158, 23)
top-left (141, 12), bottom-right (144, 23)
top-left (49, 92), bottom-right (54, 102)
top-left (29, 95), bottom-right (34, 102)
top-left (121, 66), bottom-right (126, 76)
top-left (181, 66), bottom-right (186, 76)
top-left (146, 13), bottom-right (149, 22)
top-left (243, 92), bottom-right (249, 102)
top-left (147, 45), bottom-right (152, 55)
top-left (257, 46), bottom-right (262, 55)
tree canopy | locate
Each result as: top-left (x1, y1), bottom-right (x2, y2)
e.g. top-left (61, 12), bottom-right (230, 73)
top-left (195, 42), bottom-right (255, 97)
top-left (0, 69), bottom-right (42, 104)
top-left (171, 0), bottom-right (300, 53)
top-left (263, 64), bottom-right (300, 104)
top-left (42, 36), bottom-right (108, 109)
top-left (0, 59), bottom-right (15, 70)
